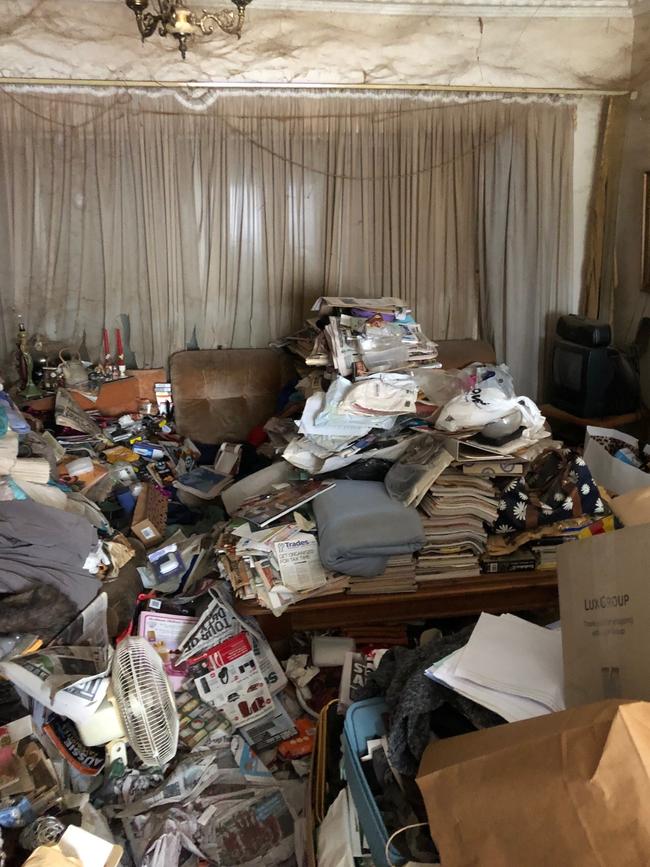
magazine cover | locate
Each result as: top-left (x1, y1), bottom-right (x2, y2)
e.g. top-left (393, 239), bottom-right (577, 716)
top-left (234, 480), bottom-right (335, 528)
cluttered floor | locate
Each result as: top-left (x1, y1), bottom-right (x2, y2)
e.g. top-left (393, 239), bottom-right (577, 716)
top-left (1, 296), bottom-right (648, 867)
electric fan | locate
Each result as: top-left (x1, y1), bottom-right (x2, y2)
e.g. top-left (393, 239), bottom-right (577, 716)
top-left (76, 637), bottom-right (179, 768)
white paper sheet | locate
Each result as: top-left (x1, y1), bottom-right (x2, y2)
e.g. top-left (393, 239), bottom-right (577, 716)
top-left (426, 648), bottom-right (551, 722)
top-left (453, 613), bottom-right (565, 712)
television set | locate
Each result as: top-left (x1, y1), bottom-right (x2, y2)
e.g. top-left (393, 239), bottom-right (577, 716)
top-left (551, 338), bottom-right (639, 418)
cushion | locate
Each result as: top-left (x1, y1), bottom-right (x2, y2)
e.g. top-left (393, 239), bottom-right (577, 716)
top-left (170, 349), bottom-right (294, 444)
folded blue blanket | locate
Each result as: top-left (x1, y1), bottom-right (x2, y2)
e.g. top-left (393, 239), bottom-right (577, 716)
top-left (313, 480), bottom-right (425, 577)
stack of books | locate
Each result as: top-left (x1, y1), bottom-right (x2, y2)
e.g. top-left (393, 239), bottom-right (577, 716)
top-left (531, 540), bottom-right (562, 571)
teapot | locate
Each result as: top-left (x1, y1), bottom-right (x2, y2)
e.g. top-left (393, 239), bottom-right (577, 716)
top-left (58, 349), bottom-right (88, 387)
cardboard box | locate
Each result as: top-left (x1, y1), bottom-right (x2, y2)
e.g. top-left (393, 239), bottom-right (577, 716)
top-left (417, 699), bottom-right (650, 867)
top-left (131, 482), bottom-right (168, 547)
top-left (584, 425), bottom-right (650, 495)
top-left (72, 368), bottom-right (166, 416)
top-left (557, 523), bottom-right (650, 706)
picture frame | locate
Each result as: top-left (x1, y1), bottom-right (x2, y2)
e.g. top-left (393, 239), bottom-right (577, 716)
top-left (643, 171), bottom-right (650, 293)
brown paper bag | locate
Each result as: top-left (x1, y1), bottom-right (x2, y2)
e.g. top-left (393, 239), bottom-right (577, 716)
top-left (417, 700), bottom-right (650, 867)
top-left (558, 523), bottom-right (650, 706)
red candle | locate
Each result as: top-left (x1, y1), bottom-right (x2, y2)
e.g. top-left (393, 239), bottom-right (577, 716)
top-left (115, 328), bottom-right (124, 358)
top-left (102, 328), bottom-right (110, 358)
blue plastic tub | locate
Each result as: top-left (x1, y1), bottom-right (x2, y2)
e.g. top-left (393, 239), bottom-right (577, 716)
top-left (343, 697), bottom-right (407, 867)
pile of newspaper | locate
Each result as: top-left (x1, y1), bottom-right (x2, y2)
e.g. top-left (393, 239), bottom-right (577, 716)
top-left (276, 296), bottom-right (439, 378)
top-left (271, 297), bottom-right (440, 476)
top-left (117, 736), bottom-right (304, 867)
top-left (215, 522), bottom-right (349, 616)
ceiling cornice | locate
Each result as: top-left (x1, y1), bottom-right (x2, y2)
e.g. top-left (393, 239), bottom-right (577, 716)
top-left (252, 0), bottom-right (633, 15)
top-left (93, 0), bottom-right (636, 18)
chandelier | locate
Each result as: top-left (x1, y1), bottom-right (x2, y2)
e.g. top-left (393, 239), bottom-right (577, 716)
top-left (125, 0), bottom-right (253, 59)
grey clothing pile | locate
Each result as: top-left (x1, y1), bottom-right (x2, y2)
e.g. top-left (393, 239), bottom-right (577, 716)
top-left (360, 627), bottom-right (505, 775)
top-left (312, 480), bottom-right (425, 577)
top-left (0, 499), bottom-right (100, 611)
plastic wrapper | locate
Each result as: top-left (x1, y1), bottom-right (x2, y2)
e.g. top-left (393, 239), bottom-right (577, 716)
top-left (470, 363), bottom-right (516, 399)
top-left (358, 331), bottom-right (409, 373)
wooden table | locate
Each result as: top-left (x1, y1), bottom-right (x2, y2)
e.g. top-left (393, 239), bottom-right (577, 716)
top-left (236, 569), bottom-right (558, 639)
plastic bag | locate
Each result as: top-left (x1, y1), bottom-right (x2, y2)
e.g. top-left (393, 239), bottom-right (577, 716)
top-left (413, 368), bottom-right (471, 405)
top-left (469, 363), bottom-right (515, 399)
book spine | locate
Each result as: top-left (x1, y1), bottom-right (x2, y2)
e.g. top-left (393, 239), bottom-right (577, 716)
top-left (481, 558), bottom-right (537, 574)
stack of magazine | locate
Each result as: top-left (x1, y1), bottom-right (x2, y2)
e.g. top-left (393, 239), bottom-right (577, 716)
top-left (274, 296), bottom-right (439, 378)
top-left (416, 469), bottom-right (498, 581)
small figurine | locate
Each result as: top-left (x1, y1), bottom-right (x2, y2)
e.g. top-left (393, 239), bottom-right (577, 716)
top-left (15, 317), bottom-right (42, 399)
top-left (31, 334), bottom-right (48, 386)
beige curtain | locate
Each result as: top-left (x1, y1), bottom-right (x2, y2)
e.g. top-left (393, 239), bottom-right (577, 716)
top-left (581, 95), bottom-right (629, 323)
top-left (0, 88), bottom-right (574, 398)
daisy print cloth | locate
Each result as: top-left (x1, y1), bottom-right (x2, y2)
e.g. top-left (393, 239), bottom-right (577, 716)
top-left (493, 450), bottom-right (603, 534)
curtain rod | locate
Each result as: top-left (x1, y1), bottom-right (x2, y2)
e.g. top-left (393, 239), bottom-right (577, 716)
top-left (0, 77), bottom-right (631, 97)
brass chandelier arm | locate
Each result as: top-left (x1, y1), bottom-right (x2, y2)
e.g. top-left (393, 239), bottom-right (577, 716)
top-left (196, 7), bottom-right (246, 38)
top-left (126, 0), bottom-right (161, 39)
top-left (131, 9), bottom-right (161, 39)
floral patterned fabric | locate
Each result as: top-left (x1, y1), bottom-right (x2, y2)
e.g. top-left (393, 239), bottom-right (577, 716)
top-left (492, 449), bottom-right (604, 535)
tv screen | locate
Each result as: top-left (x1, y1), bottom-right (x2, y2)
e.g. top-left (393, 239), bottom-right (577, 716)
top-left (551, 339), bottom-right (611, 417)
top-left (553, 344), bottom-right (584, 393)
top-left (550, 335), bottom-right (639, 419)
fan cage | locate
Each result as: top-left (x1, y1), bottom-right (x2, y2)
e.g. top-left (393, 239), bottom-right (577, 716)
top-left (111, 637), bottom-right (179, 766)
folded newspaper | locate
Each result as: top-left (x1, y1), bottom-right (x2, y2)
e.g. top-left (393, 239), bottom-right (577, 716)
top-left (55, 388), bottom-right (108, 440)
top-left (190, 632), bottom-right (274, 727)
top-left (176, 589), bottom-right (287, 696)
top-left (0, 646), bottom-right (111, 724)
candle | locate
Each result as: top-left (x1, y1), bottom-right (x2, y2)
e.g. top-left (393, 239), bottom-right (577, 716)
top-left (102, 328), bottom-right (110, 358)
top-left (115, 328), bottom-right (127, 378)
